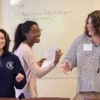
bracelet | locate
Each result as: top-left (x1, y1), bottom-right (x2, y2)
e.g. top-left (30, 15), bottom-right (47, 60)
top-left (51, 62), bottom-right (56, 67)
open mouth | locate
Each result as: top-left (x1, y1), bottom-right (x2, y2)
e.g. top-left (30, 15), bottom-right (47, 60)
top-left (36, 37), bottom-right (40, 39)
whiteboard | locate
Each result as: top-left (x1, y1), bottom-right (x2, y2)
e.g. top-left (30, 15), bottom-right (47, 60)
top-left (2, 0), bottom-right (93, 78)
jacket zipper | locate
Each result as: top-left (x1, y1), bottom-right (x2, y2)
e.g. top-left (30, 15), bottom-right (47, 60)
top-left (0, 56), bottom-right (2, 67)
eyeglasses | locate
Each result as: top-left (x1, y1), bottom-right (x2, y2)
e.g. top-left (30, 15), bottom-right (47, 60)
top-left (29, 29), bottom-right (42, 34)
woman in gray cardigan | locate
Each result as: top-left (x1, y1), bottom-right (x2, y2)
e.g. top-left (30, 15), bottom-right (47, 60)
top-left (61, 10), bottom-right (100, 100)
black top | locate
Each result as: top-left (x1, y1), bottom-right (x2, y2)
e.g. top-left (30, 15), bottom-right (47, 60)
top-left (0, 51), bottom-right (26, 98)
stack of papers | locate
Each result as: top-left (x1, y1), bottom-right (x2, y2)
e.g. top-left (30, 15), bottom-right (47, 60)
top-left (41, 45), bottom-right (57, 67)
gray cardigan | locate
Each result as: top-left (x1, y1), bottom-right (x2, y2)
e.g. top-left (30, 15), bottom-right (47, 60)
top-left (62, 34), bottom-right (100, 93)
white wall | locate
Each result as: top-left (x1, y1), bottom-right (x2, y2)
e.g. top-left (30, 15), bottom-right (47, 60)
top-left (93, 0), bottom-right (100, 10)
top-left (37, 78), bottom-right (77, 100)
top-left (0, 0), bottom-right (2, 27)
top-left (1, 0), bottom-right (100, 100)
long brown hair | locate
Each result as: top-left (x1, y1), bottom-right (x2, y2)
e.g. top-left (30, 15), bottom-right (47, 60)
top-left (84, 10), bottom-right (100, 36)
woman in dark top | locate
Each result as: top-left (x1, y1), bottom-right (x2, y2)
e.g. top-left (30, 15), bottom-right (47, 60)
top-left (0, 29), bottom-right (26, 98)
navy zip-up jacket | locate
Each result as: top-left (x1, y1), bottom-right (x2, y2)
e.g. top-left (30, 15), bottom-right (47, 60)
top-left (0, 51), bottom-right (26, 98)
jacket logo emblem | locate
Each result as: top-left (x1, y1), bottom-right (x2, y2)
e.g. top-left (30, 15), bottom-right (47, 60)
top-left (6, 61), bottom-right (14, 70)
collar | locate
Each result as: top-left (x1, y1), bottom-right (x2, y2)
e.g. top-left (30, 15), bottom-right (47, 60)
top-left (1, 50), bottom-right (10, 57)
top-left (91, 40), bottom-right (100, 47)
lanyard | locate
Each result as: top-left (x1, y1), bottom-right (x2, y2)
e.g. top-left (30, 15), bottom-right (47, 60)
top-left (97, 56), bottom-right (100, 73)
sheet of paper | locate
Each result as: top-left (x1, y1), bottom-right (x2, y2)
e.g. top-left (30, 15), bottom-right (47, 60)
top-left (42, 45), bottom-right (57, 68)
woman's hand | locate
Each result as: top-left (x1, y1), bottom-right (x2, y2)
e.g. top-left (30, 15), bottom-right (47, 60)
top-left (60, 61), bottom-right (72, 74)
top-left (16, 73), bottom-right (24, 83)
top-left (54, 49), bottom-right (63, 65)
top-left (37, 58), bottom-right (46, 67)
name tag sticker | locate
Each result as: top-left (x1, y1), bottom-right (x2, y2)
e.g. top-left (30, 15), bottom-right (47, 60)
top-left (83, 44), bottom-right (92, 51)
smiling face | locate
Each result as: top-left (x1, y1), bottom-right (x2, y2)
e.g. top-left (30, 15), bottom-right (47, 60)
top-left (25, 24), bottom-right (41, 46)
top-left (0, 32), bottom-right (5, 50)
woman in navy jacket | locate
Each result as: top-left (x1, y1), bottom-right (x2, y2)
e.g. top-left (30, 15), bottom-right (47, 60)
top-left (0, 29), bottom-right (26, 98)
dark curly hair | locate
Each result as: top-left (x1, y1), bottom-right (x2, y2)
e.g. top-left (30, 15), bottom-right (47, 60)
top-left (84, 10), bottom-right (100, 36)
